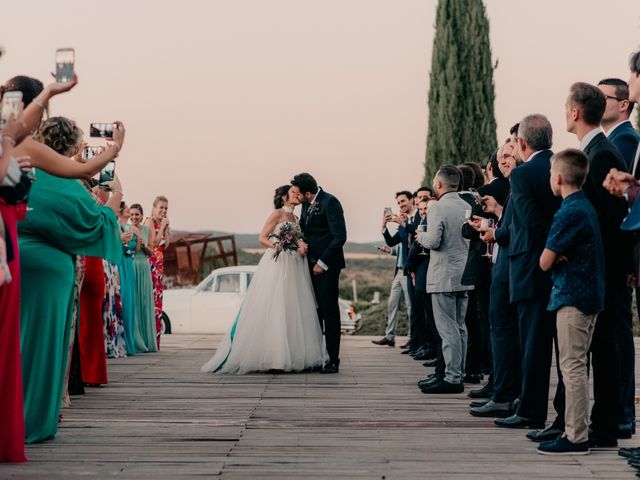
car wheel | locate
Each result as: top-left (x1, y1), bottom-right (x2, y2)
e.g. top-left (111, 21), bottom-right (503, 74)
top-left (161, 312), bottom-right (172, 334)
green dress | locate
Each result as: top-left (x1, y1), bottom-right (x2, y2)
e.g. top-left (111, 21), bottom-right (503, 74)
top-left (132, 225), bottom-right (157, 353)
top-left (18, 169), bottom-right (121, 444)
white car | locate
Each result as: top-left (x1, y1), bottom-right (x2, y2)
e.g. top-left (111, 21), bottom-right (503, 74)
top-left (162, 265), bottom-right (359, 334)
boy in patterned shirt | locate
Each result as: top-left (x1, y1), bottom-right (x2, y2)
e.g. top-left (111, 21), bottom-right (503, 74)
top-left (537, 148), bottom-right (605, 456)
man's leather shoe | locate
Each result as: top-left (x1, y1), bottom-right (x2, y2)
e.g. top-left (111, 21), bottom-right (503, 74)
top-left (588, 432), bottom-right (617, 449)
top-left (526, 425), bottom-right (563, 443)
top-left (619, 447), bottom-right (640, 458)
top-left (418, 375), bottom-right (442, 389)
top-left (400, 341), bottom-right (409, 349)
top-left (494, 415), bottom-right (544, 429)
top-left (422, 358), bottom-right (438, 367)
top-left (401, 349), bottom-right (415, 355)
top-left (371, 337), bottom-right (395, 347)
top-left (467, 384), bottom-right (493, 399)
top-left (421, 380), bottom-right (464, 394)
top-left (413, 350), bottom-right (432, 361)
top-left (470, 400), bottom-right (513, 418)
top-left (463, 373), bottom-right (483, 384)
top-left (319, 362), bottom-right (339, 374)
top-left (469, 399), bottom-right (489, 408)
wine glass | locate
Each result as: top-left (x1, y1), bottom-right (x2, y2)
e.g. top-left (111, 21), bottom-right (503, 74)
top-left (417, 224), bottom-right (428, 255)
top-left (481, 218), bottom-right (495, 257)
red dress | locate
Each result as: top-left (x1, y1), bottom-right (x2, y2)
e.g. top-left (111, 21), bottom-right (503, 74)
top-left (79, 256), bottom-right (108, 385)
top-left (0, 201), bottom-right (27, 462)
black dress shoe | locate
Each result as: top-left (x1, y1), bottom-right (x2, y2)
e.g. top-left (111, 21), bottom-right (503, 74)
top-left (401, 349), bottom-right (415, 355)
top-left (372, 337), bottom-right (395, 347)
top-left (494, 415), bottom-right (544, 430)
top-left (421, 380), bottom-right (464, 394)
top-left (463, 373), bottom-right (483, 384)
top-left (588, 432), bottom-right (618, 449)
top-left (418, 375), bottom-right (443, 389)
top-left (526, 425), bottom-right (563, 443)
top-left (467, 384), bottom-right (493, 399)
top-left (422, 358), bottom-right (438, 367)
top-left (400, 342), bottom-right (410, 349)
top-left (619, 447), bottom-right (640, 458)
top-left (469, 399), bottom-right (489, 408)
top-left (469, 400), bottom-right (513, 418)
top-left (413, 350), bottom-right (432, 361)
top-left (319, 362), bottom-right (339, 374)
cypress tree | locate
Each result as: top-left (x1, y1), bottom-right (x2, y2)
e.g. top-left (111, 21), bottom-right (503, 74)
top-left (424, 0), bottom-right (497, 184)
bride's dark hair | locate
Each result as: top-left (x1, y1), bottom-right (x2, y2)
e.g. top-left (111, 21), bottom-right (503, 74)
top-left (273, 185), bottom-right (291, 209)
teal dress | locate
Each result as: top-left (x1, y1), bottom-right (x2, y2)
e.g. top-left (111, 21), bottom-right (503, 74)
top-left (118, 223), bottom-right (137, 356)
top-left (18, 169), bottom-right (121, 443)
top-left (132, 225), bottom-right (157, 353)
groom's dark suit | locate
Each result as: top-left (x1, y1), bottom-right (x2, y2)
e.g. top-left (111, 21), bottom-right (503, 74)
top-left (300, 189), bottom-right (347, 365)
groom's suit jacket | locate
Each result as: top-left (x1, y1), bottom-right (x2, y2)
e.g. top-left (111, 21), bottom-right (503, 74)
top-left (300, 189), bottom-right (347, 271)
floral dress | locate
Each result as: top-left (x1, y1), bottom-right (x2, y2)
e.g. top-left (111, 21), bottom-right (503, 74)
top-left (149, 218), bottom-right (165, 349)
top-left (103, 260), bottom-right (126, 358)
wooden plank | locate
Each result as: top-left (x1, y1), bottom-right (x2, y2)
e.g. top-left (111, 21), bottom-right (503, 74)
top-left (0, 334), bottom-right (637, 479)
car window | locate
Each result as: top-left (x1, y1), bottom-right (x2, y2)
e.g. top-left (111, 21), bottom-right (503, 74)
top-left (214, 273), bottom-right (240, 293)
top-left (198, 276), bottom-right (216, 292)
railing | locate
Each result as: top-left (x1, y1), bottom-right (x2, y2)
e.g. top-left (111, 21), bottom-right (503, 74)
top-left (164, 233), bottom-right (238, 287)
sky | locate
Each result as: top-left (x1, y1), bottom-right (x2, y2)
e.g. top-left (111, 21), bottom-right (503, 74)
top-left (2, 0), bottom-right (639, 242)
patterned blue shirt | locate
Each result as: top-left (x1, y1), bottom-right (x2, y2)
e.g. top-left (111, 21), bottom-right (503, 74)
top-left (546, 191), bottom-right (605, 315)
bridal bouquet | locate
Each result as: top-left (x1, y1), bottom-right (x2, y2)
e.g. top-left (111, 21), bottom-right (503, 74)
top-left (270, 222), bottom-right (304, 261)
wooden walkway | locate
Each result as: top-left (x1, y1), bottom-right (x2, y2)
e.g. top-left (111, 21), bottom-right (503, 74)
top-left (2, 335), bottom-right (638, 479)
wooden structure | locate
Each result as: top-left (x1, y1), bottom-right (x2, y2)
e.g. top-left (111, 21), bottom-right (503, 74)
top-left (163, 233), bottom-right (238, 288)
top-left (6, 334), bottom-right (638, 479)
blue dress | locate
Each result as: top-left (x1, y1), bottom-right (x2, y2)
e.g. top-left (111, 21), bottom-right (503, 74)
top-left (118, 223), bottom-right (138, 356)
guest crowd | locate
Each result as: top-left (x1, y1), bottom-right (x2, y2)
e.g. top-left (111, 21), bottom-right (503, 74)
top-left (373, 50), bottom-right (640, 457)
top-left (0, 54), bottom-right (172, 462)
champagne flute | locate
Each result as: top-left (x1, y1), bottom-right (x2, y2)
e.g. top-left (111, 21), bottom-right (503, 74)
top-left (481, 218), bottom-right (495, 257)
top-left (417, 224), bottom-right (428, 255)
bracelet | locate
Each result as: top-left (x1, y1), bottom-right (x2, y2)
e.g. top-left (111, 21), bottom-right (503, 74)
top-left (33, 98), bottom-right (47, 110)
top-left (1, 134), bottom-right (16, 147)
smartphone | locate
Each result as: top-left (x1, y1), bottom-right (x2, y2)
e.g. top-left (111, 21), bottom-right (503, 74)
top-left (82, 146), bottom-right (104, 161)
top-left (0, 91), bottom-right (22, 129)
top-left (90, 123), bottom-right (115, 138)
top-left (55, 48), bottom-right (75, 83)
top-left (383, 207), bottom-right (392, 217)
top-left (98, 160), bottom-right (115, 186)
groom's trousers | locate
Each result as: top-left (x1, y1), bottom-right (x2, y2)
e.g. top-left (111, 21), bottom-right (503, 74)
top-left (312, 269), bottom-right (341, 363)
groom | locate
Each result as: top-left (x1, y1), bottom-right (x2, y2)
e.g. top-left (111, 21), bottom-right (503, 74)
top-left (291, 173), bottom-right (347, 374)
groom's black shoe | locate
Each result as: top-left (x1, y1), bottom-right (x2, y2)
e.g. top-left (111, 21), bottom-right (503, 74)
top-left (372, 338), bottom-right (395, 347)
top-left (320, 361), bottom-right (340, 374)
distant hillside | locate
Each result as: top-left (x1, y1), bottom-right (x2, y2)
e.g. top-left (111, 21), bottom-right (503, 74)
top-left (175, 230), bottom-right (381, 255)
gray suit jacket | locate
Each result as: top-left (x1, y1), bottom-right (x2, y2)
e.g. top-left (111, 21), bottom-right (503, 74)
top-left (423, 191), bottom-right (473, 293)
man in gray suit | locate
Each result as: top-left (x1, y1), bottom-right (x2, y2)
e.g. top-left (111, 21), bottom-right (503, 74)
top-left (419, 165), bottom-right (472, 394)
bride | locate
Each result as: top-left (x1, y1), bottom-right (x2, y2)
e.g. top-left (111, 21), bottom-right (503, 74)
top-left (201, 185), bottom-right (326, 374)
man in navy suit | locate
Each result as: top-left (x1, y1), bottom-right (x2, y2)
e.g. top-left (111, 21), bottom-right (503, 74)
top-left (598, 78), bottom-right (639, 438)
top-left (494, 114), bottom-right (561, 430)
top-left (563, 83), bottom-right (633, 447)
top-left (292, 173), bottom-right (347, 374)
top-left (598, 79), bottom-right (639, 171)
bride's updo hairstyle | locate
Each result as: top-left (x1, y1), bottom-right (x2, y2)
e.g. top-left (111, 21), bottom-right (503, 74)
top-left (273, 185), bottom-right (291, 209)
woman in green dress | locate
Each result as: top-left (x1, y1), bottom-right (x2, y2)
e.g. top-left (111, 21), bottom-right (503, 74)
top-left (129, 204), bottom-right (158, 353)
top-left (118, 202), bottom-right (138, 356)
top-left (19, 117), bottom-right (125, 443)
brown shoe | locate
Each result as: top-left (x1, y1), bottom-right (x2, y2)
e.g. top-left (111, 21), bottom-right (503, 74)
top-left (371, 337), bottom-right (395, 347)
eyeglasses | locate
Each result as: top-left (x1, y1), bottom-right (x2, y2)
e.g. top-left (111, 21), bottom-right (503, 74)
top-left (605, 95), bottom-right (624, 102)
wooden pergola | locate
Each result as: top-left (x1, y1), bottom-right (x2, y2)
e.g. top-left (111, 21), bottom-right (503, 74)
top-left (163, 233), bottom-right (238, 288)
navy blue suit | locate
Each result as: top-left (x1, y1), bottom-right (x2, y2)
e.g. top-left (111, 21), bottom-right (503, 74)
top-left (490, 196), bottom-right (521, 403)
top-left (301, 189), bottom-right (347, 364)
top-left (608, 121), bottom-right (640, 172)
top-left (508, 150), bottom-right (561, 423)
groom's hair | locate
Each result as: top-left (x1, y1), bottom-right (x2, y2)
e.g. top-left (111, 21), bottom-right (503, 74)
top-left (291, 173), bottom-right (318, 195)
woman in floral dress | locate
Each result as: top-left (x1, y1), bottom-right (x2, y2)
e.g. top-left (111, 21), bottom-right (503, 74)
top-left (146, 196), bottom-right (170, 350)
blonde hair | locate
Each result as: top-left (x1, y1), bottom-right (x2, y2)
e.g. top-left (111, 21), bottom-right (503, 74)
top-left (153, 195), bottom-right (168, 207)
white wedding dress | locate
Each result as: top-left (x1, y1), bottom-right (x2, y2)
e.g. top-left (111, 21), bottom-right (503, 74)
top-left (201, 220), bottom-right (326, 374)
